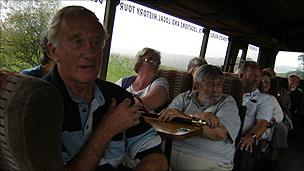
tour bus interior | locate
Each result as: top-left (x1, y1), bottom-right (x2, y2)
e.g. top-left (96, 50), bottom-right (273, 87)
top-left (107, 0), bottom-right (304, 170)
top-left (1, 1), bottom-right (304, 171)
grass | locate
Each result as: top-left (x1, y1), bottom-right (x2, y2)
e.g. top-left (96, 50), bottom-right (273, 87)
top-left (106, 53), bottom-right (135, 83)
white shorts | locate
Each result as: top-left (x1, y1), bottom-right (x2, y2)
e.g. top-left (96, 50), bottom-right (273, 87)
top-left (170, 149), bottom-right (233, 171)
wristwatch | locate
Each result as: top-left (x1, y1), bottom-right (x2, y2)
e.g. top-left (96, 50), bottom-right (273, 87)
top-left (249, 132), bottom-right (257, 141)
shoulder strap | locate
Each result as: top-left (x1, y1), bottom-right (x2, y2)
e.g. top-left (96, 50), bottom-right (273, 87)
top-left (121, 76), bottom-right (136, 89)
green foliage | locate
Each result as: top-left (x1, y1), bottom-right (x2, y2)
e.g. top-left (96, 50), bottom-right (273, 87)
top-left (298, 54), bottom-right (304, 71)
top-left (106, 54), bottom-right (135, 83)
top-left (0, 0), bottom-right (59, 72)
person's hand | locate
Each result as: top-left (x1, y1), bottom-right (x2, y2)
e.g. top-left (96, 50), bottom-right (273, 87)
top-left (238, 134), bottom-right (255, 153)
top-left (99, 98), bottom-right (141, 135)
top-left (268, 117), bottom-right (275, 127)
top-left (190, 112), bottom-right (221, 128)
top-left (158, 108), bottom-right (191, 121)
top-left (134, 96), bottom-right (147, 113)
top-left (289, 83), bottom-right (297, 91)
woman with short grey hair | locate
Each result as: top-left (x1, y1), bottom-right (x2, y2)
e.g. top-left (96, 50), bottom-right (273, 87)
top-left (116, 47), bottom-right (169, 113)
top-left (133, 47), bottom-right (161, 73)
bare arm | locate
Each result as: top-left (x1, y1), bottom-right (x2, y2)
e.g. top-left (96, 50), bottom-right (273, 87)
top-left (238, 119), bottom-right (268, 152)
top-left (200, 125), bottom-right (228, 141)
top-left (65, 98), bottom-right (141, 171)
top-left (190, 112), bottom-right (228, 141)
top-left (140, 85), bottom-right (168, 111)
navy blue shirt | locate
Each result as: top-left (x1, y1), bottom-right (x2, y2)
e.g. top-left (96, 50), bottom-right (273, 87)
top-left (20, 65), bottom-right (44, 78)
top-left (44, 66), bottom-right (162, 169)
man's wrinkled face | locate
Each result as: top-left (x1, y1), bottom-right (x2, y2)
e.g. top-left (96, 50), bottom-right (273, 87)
top-left (241, 66), bottom-right (261, 92)
top-left (289, 76), bottom-right (300, 91)
top-left (50, 15), bottom-right (104, 85)
top-left (197, 78), bottom-right (223, 106)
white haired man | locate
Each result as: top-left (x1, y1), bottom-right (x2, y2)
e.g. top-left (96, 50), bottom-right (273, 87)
top-left (44, 6), bottom-right (168, 171)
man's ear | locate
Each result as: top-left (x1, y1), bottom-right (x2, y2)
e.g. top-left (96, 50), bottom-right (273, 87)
top-left (48, 43), bottom-right (59, 63)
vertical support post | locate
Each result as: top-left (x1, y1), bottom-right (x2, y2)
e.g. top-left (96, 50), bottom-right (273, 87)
top-left (224, 37), bottom-right (233, 72)
top-left (257, 47), bottom-right (278, 69)
top-left (98, 0), bottom-right (119, 80)
top-left (199, 28), bottom-right (210, 59)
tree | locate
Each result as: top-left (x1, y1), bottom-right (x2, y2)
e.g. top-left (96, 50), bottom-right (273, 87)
top-left (298, 54), bottom-right (304, 71)
top-left (0, 0), bottom-right (59, 72)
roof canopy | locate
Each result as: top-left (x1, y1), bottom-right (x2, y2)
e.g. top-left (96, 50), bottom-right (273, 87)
top-left (130, 0), bottom-right (304, 52)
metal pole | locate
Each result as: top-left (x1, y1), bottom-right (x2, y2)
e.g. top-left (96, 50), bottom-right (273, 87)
top-left (199, 28), bottom-right (210, 59)
top-left (98, 0), bottom-right (119, 80)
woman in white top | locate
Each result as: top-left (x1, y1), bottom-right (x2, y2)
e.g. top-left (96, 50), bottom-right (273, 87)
top-left (260, 70), bottom-right (288, 160)
top-left (116, 47), bottom-right (169, 112)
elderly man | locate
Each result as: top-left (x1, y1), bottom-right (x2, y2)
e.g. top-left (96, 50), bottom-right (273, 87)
top-left (159, 64), bottom-right (241, 171)
top-left (288, 74), bottom-right (303, 118)
top-left (44, 6), bottom-right (168, 171)
top-left (288, 73), bottom-right (303, 140)
top-left (234, 61), bottom-right (273, 171)
top-left (187, 57), bottom-right (208, 77)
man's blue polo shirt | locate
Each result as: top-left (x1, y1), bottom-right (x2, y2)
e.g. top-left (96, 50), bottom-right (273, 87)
top-left (62, 83), bottom-right (105, 163)
top-left (44, 66), bottom-right (162, 169)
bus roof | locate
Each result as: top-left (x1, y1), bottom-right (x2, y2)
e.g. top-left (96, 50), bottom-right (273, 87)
top-left (130, 0), bottom-right (304, 52)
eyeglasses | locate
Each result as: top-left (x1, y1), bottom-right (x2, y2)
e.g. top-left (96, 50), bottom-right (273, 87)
top-left (143, 58), bottom-right (160, 66)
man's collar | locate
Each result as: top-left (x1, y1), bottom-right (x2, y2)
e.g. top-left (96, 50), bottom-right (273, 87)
top-left (49, 65), bottom-right (104, 105)
top-left (244, 88), bottom-right (260, 96)
top-left (67, 83), bottom-right (105, 106)
top-left (189, 90), bottom-right (199, 99)
top-left (46, 65), bottom-right (71, 99)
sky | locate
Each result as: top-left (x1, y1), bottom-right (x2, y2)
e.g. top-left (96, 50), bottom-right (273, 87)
top-left (61, 0), bottom-right (260, 68)
top-left (61, 1), bottom-right (228, 55)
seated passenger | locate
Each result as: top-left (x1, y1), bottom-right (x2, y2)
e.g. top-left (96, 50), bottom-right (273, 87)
top-left (20, 35), bottom-right (55, 77)
top-left (44, 6), bottom-right (168, 171)
top-left (234, 61), bottom-right (273, 171)
top-left (288, 73), bottom-right (303, 136)
top-left (187, 57), bottom-right (208, 89)
top-left (159, 64), bottom-right (241, 171)
top-left (262, 68), bottom-right (291, 117)
top-left (260, 71), bottom-right (288, 160)
top-left (262, 68), bottom-right (293, 130)
top-left (116, 47), bottom-right (169, 112)
top-left (187, 57), bottom-right (208, 76)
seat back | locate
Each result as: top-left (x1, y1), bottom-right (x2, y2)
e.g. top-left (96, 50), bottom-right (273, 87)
top-left (0, 70), bottom-right (64, 171)
top-left (223, 76), bottom-right (243, 109)
top-left (159, 69), bottom-right (193, 102)
top-left (222, 75), bottom-right (246, 145)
